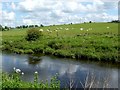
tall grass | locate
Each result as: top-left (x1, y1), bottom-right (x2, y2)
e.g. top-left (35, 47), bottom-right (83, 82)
top-left (2, 72), bottom-right (60, 89)
top-left (2, 71), bottom-right (114, 89)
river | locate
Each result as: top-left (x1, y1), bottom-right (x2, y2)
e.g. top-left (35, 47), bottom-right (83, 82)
top-left (1, 52), bottom-right (119, 88)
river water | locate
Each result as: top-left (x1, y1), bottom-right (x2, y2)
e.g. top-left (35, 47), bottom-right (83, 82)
top-left (1, 52), bottom-right (119, 88)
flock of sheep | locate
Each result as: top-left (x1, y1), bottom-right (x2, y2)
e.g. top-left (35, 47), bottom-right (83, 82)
top-left (39, 26), bottom-right (110, 34)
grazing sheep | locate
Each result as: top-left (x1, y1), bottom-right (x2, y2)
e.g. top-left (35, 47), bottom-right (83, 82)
top-left (56, 28), bottom-right (59, 30)
top-left (107, 27), bottom-right (110, 29)
top-left (60, 27), bottom-right (62, 29)
top-left (39, 29), bottom-right (43, 32)
top-left (66, 28), bottom-right (69, 30)
top-left (47, 29), bottom-right (49, 32)
top-left (80, 28), bottom-right (83, 30)
top-left (89, 28), bottom-right (92, 30)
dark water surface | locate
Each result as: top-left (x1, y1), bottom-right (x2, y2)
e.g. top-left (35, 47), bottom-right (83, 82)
top-left (1, 52), bottom-right (119, 88)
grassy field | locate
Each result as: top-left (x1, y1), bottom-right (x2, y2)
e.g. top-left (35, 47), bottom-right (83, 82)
top-left (1, 23), bottom-right (119, 62)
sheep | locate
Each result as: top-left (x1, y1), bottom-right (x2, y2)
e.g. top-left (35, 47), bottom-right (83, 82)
top-left (39, 29), bottom-right (43, 32)
top-left (66, 28), bottom-right (69, 30)
top-left (80, 28), bottom-right (83, 30)
top-left (47, 29), bottom-right (50, 32)
top-left (60, 27), bottom-right (62, 29)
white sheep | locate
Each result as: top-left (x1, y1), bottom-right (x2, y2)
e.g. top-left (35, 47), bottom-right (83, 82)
top-left (66, 28), bottom-right (69, 30)
top-left (60, 27), bottom-right (62, 29)
top-left (39, 29), bottom-right (43, 32)
top-left (47, 29), bottom-right (49, 32)
top-left (80, 28), bottom-right (83, 30)
top-left (89, 28), bottom-right (92, 30)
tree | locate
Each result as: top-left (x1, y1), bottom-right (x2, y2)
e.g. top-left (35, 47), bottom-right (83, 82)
top-left (22, 25), bottom-right (26, 28)
top-left (4, 26), bottom-right (9, 30)
top-left (0, 25), bottom-right (3, 31)
top-left (40, 24), bottom-right (44, 27)
top-left (35, 25), bottom-right (39, 27)
top-left (111, 20), bottom-right (120, 23)
top-left (89, 21), bottom-right (92, 23)
top-left (29, 25), bottom-right (34, 28)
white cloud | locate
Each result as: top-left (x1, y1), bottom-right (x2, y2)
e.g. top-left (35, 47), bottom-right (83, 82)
top-left (0, 3), bottom-right (2, 21)
top-left (18, 0), bottom-right (36, 12)
top-left (22, 19), bottom-right (40, 25)
top-left (1, 11), bottom-right (15, 26)
top-left (18, 0), bottom-right (54, 12)
top-left (23, 19), bottom-right (33, 25)
top-left (11, 2), bottom-right (16, 10)
top-left (17, 0), bottom-right (106, 13)
top-left (2, 11), bottom-right (15, 21)
top-left (86, 13), bottom-right (118, 22)
top-left (1, 0), bottom-right (118, 26)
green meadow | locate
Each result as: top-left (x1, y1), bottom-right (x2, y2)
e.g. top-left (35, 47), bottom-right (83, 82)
top-left (1, 23), bottom-right (119, 62)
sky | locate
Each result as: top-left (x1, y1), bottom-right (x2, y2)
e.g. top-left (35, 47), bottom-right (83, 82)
top-left (0, 0), bottom-right (119, 27)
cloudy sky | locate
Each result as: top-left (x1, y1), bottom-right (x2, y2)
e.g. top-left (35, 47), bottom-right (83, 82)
top-left (0, 0), bottom-right (119, 27)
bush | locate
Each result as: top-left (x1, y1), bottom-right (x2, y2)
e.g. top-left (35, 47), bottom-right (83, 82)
top-left (26, 28), bottom-right (42, 41)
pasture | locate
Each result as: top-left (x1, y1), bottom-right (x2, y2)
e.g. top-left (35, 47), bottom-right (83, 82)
top-left (1, 23), bottom-right (119, 62)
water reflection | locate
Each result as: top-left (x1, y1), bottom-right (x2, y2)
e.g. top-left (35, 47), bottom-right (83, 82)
top-left (1, 53), bottom-right (119, 88)
top-left (28, 56), bottom-right (42, 65)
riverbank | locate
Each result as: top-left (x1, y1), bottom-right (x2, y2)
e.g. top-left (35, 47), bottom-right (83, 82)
top-left (1, 23), bottom-right (119, 63)
top-left (2, 72), bottom-right (60, 89)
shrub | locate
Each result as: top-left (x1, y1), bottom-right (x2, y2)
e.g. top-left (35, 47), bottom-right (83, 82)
top-left (24, 49), bottom-right (34, 54)
top-left (44, 47), bottom-right (55, 54)
top-left (26, 28), bottom-right (42, 41)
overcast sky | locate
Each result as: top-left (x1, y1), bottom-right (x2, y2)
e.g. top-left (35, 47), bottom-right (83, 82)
top-left (0, 0), bottom-right (119, 27)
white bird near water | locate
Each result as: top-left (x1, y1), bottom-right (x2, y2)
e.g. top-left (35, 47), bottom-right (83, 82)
top-left (13, 67), bottom-right (21, 73)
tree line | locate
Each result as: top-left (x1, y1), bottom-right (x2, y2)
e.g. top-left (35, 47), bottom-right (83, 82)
top-left (110, 20), bottom-right (120, 23)
top-left (0, 24), bottom-right (44, 31)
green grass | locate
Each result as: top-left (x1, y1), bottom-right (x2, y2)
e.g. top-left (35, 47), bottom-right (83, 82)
top-left (2, 72), bottom-right (60, 89)
top-left (1, 23), bottom-right (119, 62)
